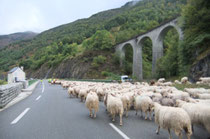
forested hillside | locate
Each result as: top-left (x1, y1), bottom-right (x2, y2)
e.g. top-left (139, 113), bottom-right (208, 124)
top-left (2, 0), bottom-right (207, 81)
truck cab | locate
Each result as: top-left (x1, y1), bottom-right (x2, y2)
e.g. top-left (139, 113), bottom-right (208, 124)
top-left (121, 75), bottom-right (132, 82)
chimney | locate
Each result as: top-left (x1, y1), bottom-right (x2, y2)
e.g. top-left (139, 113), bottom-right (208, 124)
top-left (21, 66), bottom-right (24, 71)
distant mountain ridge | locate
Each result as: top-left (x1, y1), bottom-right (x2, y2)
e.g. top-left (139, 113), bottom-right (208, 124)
top-left (0, 32), bottom-right (37, 49)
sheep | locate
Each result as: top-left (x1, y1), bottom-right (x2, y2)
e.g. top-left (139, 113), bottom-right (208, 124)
top-left (150, 80), bottom-right (156, 86)
top-left (181, 77), bottom-right (188, 84)
top-left (184, 97), bottom-right (198, 103)
top-left (196, 99), bottom-right (210, 105)
top-left (174, 80), bottom-right (181, 84)
top-left (134, 95), bottom-right (154, 120)
top-left (151, 94), bottom-right (162, 103)
top-left (196, 81), bottom-right (201, 85)
top-left (106, 93), bottom-right (124, 126)
top-left (185, 88), bottom-right (210, 94)
top-left (176, 100), bottom-right (210, 133)
top-left (168, 91), bottom-right (190, 100)
top-left (85, 92), bottom-right (99, 118)
top-left (154, 103), bottom-right (192, 139)
top-left (160, 98), bottom-right (176, 107)
top-left (78, 89), bottom-right (88, 102)
top-left (96, 88), bottom-right (105, 101)
top-left (158, 78), bottom-right (165, 83)
top-left (61, 81), bottom-right (69, 89)
top-left (152, 96), bottom-right (161, 103)
top-left (162, 82), bottom-right (173, 86)
top-left (194, 93), bottom-right (210, 99)
top-left (73, 87), bottom-right (80, 98)
top-left (185, 88), bottom-right (210, 98)
top-left (199, 77), bottom-right (210, 84)
top-left (68, 87), bottom-right (74, 98)
top-left (120, 94), bottom-right (131, 117)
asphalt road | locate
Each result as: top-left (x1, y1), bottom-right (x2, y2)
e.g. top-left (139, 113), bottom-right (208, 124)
top-left (0, 80), bottom-right (209, 139)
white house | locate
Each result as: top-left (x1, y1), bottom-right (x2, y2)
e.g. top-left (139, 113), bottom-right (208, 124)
top-left (8, 67), bottom-right (26, 84)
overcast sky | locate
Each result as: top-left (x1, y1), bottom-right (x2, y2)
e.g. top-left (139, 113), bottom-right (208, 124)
top-left (0, 0), bottom-right (132, 35)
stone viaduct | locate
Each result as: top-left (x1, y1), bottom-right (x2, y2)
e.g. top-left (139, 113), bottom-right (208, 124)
top-left (115, 17), bottom-right (183, 80)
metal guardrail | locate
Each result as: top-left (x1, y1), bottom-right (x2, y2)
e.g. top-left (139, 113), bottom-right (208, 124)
top-left (65, 79), bottom-right (114, 83)
top-left (0, 83), bottom-right (23, 108)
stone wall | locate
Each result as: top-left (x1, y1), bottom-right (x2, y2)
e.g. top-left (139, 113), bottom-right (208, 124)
top-left (0, 83), bottom-right (23, 108)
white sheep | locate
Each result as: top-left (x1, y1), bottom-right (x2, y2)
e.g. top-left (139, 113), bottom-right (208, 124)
top-left (196, 99), bottom-right (210, 105)
top-left (96, 88), bottom-right (105, 101)
top-left (120, 94), bottom-right (131, 117)
top-left (174, 80), bottom-right (181, 84)
top-left (158, 78), bottom-right (165, 83)
top-left (134, 95), bottom-right (154, 120)
top-left (194, 93), bottom-right (210, 99)
top-left (181, 77), bottom-right (188, 84)
top-left (176, 100), bottom-right (210, 133)
top-left (85, 92), bottom-right (99, 118)
top-left (68, 87), bottom-right (74, 98)
top-left (200, 77), bottom-right (210, 84)
top-left (154, 103), bottom-right (192, 139)
top-left (78, 89), bottom-right (88, 102)
top-left (106, 93), bottom-right (124, 126)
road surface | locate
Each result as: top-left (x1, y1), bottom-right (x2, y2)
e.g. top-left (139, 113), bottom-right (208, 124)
top-left (0, 80), bottom-right (209, 139)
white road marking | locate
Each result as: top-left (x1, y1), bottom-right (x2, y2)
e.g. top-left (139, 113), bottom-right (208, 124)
top-left (42, 82), bottom-right (45, 93)
top-left (11, 108), bottom-right (30, 125)
top-left (36, 95), bottom-right (41, 101)
top-left (109, 123), bottom-right (130, 139)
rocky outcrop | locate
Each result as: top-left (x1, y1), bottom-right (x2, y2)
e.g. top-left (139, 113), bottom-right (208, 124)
top-left (189, 54), bottom-right (210, 82)
top-left (27, 56), bottom-right (91, 79)
top-left (26, 50), bottom-right (120, 79)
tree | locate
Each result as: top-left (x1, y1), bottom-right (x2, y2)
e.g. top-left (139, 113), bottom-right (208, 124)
top-left (83, 30), bottom-right (115, 50)
top-left (178, 0), bottom-right (210, 74)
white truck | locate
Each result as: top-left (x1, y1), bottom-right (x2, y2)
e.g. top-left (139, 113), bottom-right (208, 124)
top-left (121, 75), bottom-right (132, 82)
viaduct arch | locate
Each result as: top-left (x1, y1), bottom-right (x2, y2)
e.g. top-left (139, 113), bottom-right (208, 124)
top-left (115, 18), bottom-right (183, 80)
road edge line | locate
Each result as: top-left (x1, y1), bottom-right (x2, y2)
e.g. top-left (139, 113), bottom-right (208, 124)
top-left (109, 123), bottom-right (130, 139)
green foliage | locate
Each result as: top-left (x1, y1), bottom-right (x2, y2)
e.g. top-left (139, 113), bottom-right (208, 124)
top-left (123, 45), bottom-right (133, 75)
top-left (178, 0), bottom-right (210, 74)
top-left (112, 53), bottom-right (120, 65)
top-left (82, 30), bottom-right (115, 50)
top-left (92, 55), bottom-right (107, 68)
top-left (0, 80), bottom-right (7, 85)
top-left (156, 29), bottom-right (179, 78)
top-left (19, 59), bottom-right (32, 70)
top-left (101, 71), bottom-right (120, 80)
top-left (142, 38), bottom-right (152, 79)
top-left (0, 0), bottom-right (186, 76)
top-left (28, 80), bottom-right (37, 86)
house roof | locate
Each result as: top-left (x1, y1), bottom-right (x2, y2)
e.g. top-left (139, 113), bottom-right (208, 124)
top-left (8, 67), bottom-right (20, 73)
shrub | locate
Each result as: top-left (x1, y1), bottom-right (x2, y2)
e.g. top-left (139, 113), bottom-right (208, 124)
top-left (91, 55), bottom-right (107, 69)
top-left (93, 55), bottom-right (107, 64)
top-left (112, 53), bottom-right (120, 65)
top-left (0, 80), bottom-right (7, 85)
top-left (101, 71), bottom-right (120, 80)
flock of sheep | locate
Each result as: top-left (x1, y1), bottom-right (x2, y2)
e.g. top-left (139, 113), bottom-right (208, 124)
top-left (50, 77), bottom-right (210, 139)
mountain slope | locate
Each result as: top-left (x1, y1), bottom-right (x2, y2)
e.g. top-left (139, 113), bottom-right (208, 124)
top-left (0, 32), bottom-right (37, 49)
top-left (0, 0), bottom-right (187, 79)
